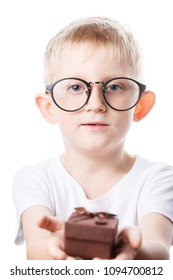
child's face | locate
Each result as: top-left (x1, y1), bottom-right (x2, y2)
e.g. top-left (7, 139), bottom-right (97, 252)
top-left (50, 43), bottom-right (138, 155)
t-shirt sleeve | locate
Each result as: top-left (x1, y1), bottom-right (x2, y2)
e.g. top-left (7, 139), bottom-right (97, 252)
top-left (138, 163), bottom-right (173, 223)
top-left (12, 164), bottom-right (53, 245)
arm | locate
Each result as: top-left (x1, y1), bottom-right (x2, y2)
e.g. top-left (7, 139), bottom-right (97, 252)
top-left (94, 213), bottom-right (172, 260)
top-left (22, 205), bottom-right (70, 260)
top-left (135, 213), bottom-right (173, 259)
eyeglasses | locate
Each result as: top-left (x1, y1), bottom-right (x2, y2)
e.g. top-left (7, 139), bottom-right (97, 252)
top-left (46, 77), bottom-right (146, 112)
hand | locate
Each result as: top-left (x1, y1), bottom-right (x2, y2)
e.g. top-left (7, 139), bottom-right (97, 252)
top-left (37, 215), bottom-right (75, 260)
top-left (114, 227), bottom-right (142, 259)
top-left (94, 226), bottom-right (142, 260)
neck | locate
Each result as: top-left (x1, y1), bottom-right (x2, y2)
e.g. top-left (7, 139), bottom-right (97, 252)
top-left (60, 147), bottom-right (135, 199)
top-left (62, 148), bottom-right (127, 170)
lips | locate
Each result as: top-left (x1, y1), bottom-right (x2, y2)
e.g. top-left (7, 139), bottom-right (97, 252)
top-left (81, 122), bottom-right (109, 132)
top-left (82, 122), bottom-right (109, 126)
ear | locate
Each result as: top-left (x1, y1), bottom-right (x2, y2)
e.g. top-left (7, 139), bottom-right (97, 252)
top-left (35, 93), bottom-right (58, 124)
top-left (133, 91), bottom-right (156, 122)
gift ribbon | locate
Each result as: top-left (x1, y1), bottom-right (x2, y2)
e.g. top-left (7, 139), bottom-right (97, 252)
top-left (74, 207), bottom-right (116, 225)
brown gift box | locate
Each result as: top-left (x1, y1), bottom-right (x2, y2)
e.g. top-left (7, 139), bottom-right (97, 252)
top-left (65, 207), bottom-right (118, 259)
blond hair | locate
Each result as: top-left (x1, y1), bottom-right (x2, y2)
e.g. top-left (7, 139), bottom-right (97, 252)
top-left (44, 17), bottom-right (143, 85)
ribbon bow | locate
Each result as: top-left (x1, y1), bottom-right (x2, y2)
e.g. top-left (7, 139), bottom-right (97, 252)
top-left (75, 207), bottom-right (116, 225)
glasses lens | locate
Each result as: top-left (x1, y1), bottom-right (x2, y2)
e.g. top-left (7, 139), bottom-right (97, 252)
top-left (104, 78), bottom-right (141, 110)
top-left (52, 78), bottom-right (88, 111)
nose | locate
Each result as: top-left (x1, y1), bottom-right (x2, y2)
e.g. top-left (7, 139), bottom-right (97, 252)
top-left (85, 83), bottom-right (107, 112)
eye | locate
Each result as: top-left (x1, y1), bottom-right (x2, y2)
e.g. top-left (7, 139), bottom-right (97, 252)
top-left (106, 83), bottom-right (122, 93)
top-left (67, 83), bottom-right (86, 94)
top-left (107, 84), bottom-right (120, 91)
top-left (71, 85), bottom-right (81, 91)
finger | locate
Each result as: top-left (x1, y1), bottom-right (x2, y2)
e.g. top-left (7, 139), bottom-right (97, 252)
top-left (66, 256), bottom-right (77, 260)
top-left (37, 215), bottom-right (65, 232)
top-left (48, 236), bottom-right (66, 260)
top-left (117, 227), bottom-right (142, 249)
top-left (114, 249), bottom-right (137, 260)
top-left (49, 246), bottom-right (67, 260)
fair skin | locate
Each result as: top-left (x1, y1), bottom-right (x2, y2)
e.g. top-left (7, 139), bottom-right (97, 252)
top-left (22, 43), bottom-right (172, 260)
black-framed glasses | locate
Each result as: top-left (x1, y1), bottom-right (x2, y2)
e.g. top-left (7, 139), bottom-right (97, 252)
top-left (46, 77), bottom-right (146, 112)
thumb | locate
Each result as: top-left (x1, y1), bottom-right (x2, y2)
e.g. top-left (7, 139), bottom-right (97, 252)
top-left (37, 215), bottom-right (65, 232)
top-left (117, 227), bottom-right (142, 249)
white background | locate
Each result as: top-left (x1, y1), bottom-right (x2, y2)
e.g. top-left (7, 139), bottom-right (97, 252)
top-left (0, 0), bottom-right (173, 261)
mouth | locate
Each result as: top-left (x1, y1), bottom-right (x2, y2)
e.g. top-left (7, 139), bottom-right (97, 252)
top-left (82, 122), bottom-right (109, 126)
top-left (81, 122), bottom-right (109, 132)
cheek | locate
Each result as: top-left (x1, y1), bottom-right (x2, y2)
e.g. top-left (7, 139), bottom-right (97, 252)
top-left (57, 120), bottom-right (72, 145)
top-left (52, 104), bottom-right (69, 125)
top-left (56, 112), bottom-right (76, 136)
top-left (123, 110), bottom-right (134, 127)
top-left (112, 110), bottom-right (134, 135)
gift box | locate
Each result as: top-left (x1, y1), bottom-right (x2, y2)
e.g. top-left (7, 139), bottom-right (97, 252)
top-left (65, 207), bottom-right (118, 259)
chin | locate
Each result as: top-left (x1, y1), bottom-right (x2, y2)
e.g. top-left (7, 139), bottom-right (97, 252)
top-left (82, 144), bottom-right (111, 156)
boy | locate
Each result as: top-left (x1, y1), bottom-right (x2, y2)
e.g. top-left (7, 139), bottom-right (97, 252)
top-left (13, 16), bottom-right (173, 260)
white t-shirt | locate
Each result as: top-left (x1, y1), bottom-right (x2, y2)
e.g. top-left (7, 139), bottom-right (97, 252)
top-left (13, 156), bottom-right (173, 245)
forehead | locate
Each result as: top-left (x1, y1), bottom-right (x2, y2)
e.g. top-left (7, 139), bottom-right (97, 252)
top-left (52, 42), bottom-right (136, 81)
